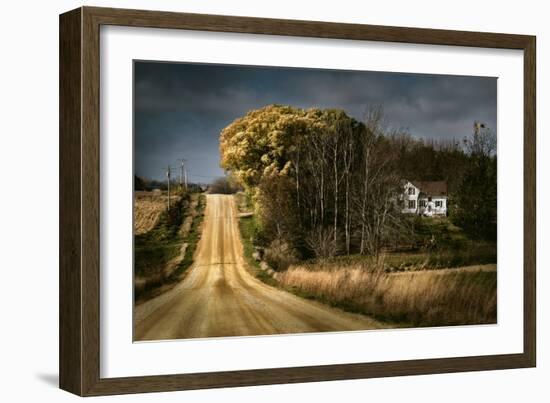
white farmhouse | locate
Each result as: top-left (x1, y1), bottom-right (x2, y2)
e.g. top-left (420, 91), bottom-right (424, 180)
top-left (402, 180), bottom-right (448, 216)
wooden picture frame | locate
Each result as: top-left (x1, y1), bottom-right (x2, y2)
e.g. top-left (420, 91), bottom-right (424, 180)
top-left (59, 6), bottom-right (536, 396)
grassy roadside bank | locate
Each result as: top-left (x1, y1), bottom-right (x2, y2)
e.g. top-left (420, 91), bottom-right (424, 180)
top-left (173, 194), bottom-right (206, 278)
top-left (238, 214), bottom-right (278, 287)
top-left (134, 193), bottom-right (206, 303)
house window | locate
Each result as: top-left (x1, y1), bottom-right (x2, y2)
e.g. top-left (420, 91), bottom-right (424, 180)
top-left (408, 187), bottom-right (415, 195)
top-left (408, 200), bottom-right (416, 209)
top-left (419, 200), bottom-right (426, 207)
top-left (435, 200), bottom-right (443, 208)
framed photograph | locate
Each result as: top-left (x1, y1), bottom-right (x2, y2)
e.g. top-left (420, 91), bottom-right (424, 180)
top-left (59, 6), bottom-right (536, 396)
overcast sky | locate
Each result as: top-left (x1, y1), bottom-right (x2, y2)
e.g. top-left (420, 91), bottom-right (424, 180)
top-left (134, 61), bottom-right (497, 183)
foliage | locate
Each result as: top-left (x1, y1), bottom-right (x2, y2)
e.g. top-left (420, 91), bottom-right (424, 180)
top-left (257, 174), bottom-right (300, 247)
top-left (238, 215), bottom-right (279, 286)
top-left (135, 175), bottom-right (146, 191)
top-left (264, 239), bottom-right (299, 271)
top-left (220, 104), bottom-right (311, 188)
top-left (220, 104), bottom-right (498, 261)
top-left (221, 105), bottom-right (404, 258)
top-left (209, 175), bottom-right (242, 194)
top-left (451, 125), bottom-right (497, 240)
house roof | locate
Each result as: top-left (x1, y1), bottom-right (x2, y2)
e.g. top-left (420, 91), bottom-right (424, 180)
top-left (410, 180), bottom-right (448, 197)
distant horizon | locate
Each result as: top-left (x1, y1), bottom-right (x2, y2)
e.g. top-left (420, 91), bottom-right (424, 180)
top-left (134, 61), bottom-right (497, 183)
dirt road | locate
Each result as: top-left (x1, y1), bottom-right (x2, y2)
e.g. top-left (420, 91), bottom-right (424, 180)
top-left (134, 194), bottom-right (385, 341)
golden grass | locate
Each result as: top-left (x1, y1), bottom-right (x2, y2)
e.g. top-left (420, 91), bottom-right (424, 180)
top-left (134, 192), bottom-right (179, 235)
top-left (276, 263), bottom-right (496, 327)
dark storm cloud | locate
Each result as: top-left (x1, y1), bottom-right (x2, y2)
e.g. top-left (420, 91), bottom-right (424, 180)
top-left (134, 61), bottom-right (496, 182)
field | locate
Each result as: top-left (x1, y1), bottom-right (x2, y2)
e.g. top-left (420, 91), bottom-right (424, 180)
top-left (134, 191), bottom-right (180, 235)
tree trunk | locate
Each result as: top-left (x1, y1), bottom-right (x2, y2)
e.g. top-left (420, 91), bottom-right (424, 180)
top-left (295, 155), bottom-right (301, 228)
top-left (333, 145), bottom-right (339, 246)
top-left (360, 147), bottom-right (370, 255)
top-left (344, 139), bottom-right (352, 255)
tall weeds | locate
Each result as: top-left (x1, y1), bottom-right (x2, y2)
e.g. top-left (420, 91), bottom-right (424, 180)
top-left (276, 264), bottom-right (496, 327)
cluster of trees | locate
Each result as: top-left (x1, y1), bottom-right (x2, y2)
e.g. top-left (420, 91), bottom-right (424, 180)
top-left (208, 175), bottom-right (242, 194)
top-left (451, 124), bottom-right (497, 240)
top-left (220, 104), bottom-right (496, 261)
top-left (134, 175), bottom-right (204, 193)
top-left (134, 175), bottom-right (168, 191)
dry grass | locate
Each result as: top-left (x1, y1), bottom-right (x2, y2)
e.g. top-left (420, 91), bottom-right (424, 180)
top-left (134, 191), bottom-right (180, 235)
top-left (276, 263), bottom-right (496, 327)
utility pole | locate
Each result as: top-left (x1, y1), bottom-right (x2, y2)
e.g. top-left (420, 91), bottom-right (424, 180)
top-left (184, 167), bottom-right (188, 191)
top-left (165, 166), bottom-right (172, 210)
top-left (178, 158), bottom-right (187, 192)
